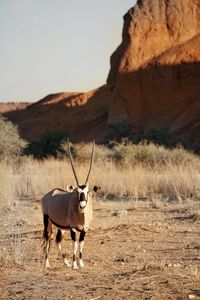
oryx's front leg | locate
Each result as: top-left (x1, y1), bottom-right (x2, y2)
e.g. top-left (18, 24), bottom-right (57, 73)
top-left (79, 230), bottom-right (86, 268)
top-left (55, 229), bottom-right (70, 267)
top-left (70, 228), bottom-right (78, 270)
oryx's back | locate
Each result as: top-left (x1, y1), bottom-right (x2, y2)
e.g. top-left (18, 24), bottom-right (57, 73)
top-left (41, 189), bottom-right (76, 228)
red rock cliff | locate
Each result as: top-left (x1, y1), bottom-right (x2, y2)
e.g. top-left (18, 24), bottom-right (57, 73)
top-left (107, 0), bottom-right (200, 144)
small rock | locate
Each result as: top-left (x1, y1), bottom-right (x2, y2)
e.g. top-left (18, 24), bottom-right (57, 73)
top-left (188, 294), bottom-right (196, 299)
top-left (115, 256), bottom-right (127, 263)
top-left (167, 263), bottom-right (172, 267)
top-left (111, 209), bottom-right (128, 217)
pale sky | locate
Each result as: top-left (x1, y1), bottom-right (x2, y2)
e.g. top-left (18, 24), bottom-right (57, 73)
top-left (0, 0), bottom-right (136, 102)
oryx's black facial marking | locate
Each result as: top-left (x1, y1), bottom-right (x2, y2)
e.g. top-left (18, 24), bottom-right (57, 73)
top-left (79, 185), bottom-right (87, 190)
top-left (80, 192), bottom-right (86, 202)
top-left (76, 185), bottom-right (89, 211)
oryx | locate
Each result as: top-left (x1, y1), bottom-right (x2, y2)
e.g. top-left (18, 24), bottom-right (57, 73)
top-left (41, 141), bottom-right (99, 269)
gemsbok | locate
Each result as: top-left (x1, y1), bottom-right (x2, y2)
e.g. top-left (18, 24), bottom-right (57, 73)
top-left (41, 140), bottom-right (99, 269)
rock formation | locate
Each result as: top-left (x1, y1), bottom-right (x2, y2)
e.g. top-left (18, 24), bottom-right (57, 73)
top-left (107, 0), bottom-right (200, 145)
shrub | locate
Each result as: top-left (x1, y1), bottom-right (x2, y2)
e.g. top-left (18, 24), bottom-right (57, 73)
top-left (72, 142), bottom-right (112, 163)
top-left (105, 142), bottom-right (199, 168)
top-left (135, 128), bottom-right (177, 147)
top-left (0, 116), bottom-right (26, 162)
top-left (104, 121), bottom-right (133, 143)
top-left (105, 123), bottom-right (177, 149)
top-left (25, 129), bottom-right (70, 159)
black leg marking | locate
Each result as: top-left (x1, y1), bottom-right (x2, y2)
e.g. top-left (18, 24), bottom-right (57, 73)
top-left (56, 229), bottom-right (63, 243)
top-left (70, 228), bottom-right (76, 242)
top-left (43, 214), bottom-right (52, 241)
top-left (43, 214), bottom-right (52, 268)
top-left (70, 229), bottom-right (76, 262)
top-left (79, 231), bottom-right (86, 242)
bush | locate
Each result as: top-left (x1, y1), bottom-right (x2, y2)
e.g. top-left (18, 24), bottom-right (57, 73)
top-left (134, 128), bottom-right (177, 147)
top-left (105, 123), bottom-right (177, 149)
top-left (105, 141), bottom-right (199, 168)
top-left (104, 121), bottom-right (133, 144)
top-left (25, 129), bottom-right (70, 159)
top-left (72, 142), bottom-right (112, 163)
top-left (0, 116), bottom-right (26, 162)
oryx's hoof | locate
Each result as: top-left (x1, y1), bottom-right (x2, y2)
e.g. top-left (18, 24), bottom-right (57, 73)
top-left (72, 261), bottom-right (78, 270)
top-left (44, 261), bottom-right (51, 269)
top-left (79, 259), bottom-right (85, 268)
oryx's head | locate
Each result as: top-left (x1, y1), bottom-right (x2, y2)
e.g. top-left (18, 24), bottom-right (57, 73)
top-left (68, 140), bottom-right (98, 212)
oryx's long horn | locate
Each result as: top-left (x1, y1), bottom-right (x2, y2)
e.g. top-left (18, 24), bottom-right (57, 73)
top-left (67, 139), bottom-right (79, 186)
top-left (85, 141), bottom-right (95, 185)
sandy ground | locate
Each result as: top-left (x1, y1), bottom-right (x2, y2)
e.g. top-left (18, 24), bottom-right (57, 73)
top-left (1, 196), bottom-right (200, 300)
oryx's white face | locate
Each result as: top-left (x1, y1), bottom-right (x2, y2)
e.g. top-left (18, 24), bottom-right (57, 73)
top-left (76, 185), bottom-right (89, 213)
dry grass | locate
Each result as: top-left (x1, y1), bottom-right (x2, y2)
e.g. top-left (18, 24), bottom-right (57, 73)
top-left (1, 144), bottom-right (200, 207)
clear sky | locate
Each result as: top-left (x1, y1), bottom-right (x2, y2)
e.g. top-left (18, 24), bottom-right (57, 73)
top-left (0, 1), bottom-right (136, 102)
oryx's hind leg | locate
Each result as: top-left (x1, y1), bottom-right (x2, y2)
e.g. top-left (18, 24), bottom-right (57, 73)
top-left (43, 214), bottom-right (53, 268)
top-left (79, 230), bottom-right (86, 268)
top-left (55, 229), bottom-right (70, 267)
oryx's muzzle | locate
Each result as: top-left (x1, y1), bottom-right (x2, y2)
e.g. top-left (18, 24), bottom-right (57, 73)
top-left (79, 192), bottom-right (87, 210)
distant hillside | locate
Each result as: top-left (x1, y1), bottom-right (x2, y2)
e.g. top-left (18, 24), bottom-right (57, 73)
top-left (0, 102), bottom-right (30, 114)
top-left (3, 87), bottom-right (111, 142)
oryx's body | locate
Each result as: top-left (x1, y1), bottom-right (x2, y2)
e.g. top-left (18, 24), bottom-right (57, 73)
top-left (41, 141), bottom-right (98, 269)
top-left (42, 187), bottom-right (93, 232)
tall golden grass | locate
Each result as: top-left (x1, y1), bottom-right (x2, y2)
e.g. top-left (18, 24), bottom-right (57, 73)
top-left (1, 143), bottom-right (200, 209)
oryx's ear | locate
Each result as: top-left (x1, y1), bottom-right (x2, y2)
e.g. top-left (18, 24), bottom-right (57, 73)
top-left (66, 185), bottom-right (74, 192)
top-left (93, 185), bottom-right (100, 192)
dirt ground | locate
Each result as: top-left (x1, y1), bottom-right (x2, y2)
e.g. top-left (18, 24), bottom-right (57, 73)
top-left (1, 196), bottom-right (200, 300)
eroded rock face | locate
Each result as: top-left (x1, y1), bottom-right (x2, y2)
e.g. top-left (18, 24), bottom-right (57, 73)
top-left (107, 0), bottom-right (200, 144)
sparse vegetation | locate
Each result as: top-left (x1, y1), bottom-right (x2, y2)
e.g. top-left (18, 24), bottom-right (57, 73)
top-left (25, 129), bottom-right (70, 158)
top-left (105, 120), bottom-right (133, 143)
top-left (135, 127), bottom-right (177, 147)
top-left (105, 121), bottom-right (177, 148)
top-left (0, 116), bottom-right (26, 163)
